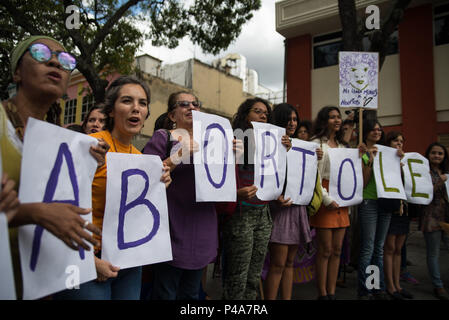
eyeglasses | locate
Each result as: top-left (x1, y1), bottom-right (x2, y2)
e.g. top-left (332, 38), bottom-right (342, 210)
top-left (28, 43), bottom-right (77, 71)
top-left (174, 100), bottom-right (201, 109)
top-left (251, 108), bottom-right (269, 117)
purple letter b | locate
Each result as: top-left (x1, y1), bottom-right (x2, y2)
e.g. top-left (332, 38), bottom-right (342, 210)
top-left (117, 169), bottom-right (160, 250)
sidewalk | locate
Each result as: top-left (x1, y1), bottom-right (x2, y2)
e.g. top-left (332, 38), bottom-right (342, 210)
top-left (205, 220), bottom-right (449, 300)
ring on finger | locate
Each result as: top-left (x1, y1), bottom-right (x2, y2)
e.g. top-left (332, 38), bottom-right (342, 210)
top-left (83, 220), bottom-right (89, 229)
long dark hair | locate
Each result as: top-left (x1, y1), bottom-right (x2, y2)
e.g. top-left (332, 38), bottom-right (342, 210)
top-left (231, 97), bottom-right (272, 131)
top-left (103, 76), bottom-right (151, 131)
top-left (271, 103), bottom-right (299, 137)
top-left (362, 118), bottom-right (385, 145)
top-left (232, 97), bottom-right (272, 168)
top-left (311, 106), bottom-right (345, 144)
top-left (425, 142), bottom-right (449, 173)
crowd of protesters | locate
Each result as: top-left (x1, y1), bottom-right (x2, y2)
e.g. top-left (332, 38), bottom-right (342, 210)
top-left (1, 35), bottom-right (448, 301)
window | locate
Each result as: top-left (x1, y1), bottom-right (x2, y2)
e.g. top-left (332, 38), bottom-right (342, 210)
top-left (314, 40), bottom-right (343, 69)
top-left (435, 4), bottom-right (449, 46)
top-left (313, 30), bottom-right (399, 69)
top-left (64, 98), bottom-right (77, 125)
top-left (313, 31), bottom-right (343, 69)
top-left (81, 94), bottom-right (95, 122)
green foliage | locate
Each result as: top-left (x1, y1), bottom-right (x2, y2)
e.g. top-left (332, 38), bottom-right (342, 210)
top-left (0, 0), bottom-right (261, 101)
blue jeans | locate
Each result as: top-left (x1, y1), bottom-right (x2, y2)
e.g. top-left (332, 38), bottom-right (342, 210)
top-left (151, 262), bottom-right (203, 300)
top-left (53, 266), bottom-right (142, 300)
top-left (357, 199), bottom-right (391, 296)
top-left (423, 231), bottom-right (445, 288)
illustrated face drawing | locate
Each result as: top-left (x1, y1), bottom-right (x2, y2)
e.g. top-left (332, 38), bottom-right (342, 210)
top-left (350, 63), bottom-right (369, 91)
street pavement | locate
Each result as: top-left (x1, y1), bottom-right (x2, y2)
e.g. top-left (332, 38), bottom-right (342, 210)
top-left (205, 220), bottom-right (449, 300)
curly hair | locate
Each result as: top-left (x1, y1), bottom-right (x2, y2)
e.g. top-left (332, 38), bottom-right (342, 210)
top-left (231, 97), bottom-right (272, 131)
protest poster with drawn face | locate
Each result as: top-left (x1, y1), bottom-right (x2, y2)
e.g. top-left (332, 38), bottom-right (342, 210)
top-left (339, 51), bottom-right (379, 109)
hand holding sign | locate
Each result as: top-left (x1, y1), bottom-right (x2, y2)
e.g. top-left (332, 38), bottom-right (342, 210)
top-left (252, 122), bottom-right (287, 201)
top-left (193, 110), bottom-right (236, 202)
top-left (30, 202), bottom-right (99, 251)
top-left (95, 256), bottom-right (120, 282)
top-left (401, 153), bottom-right (433, 205)
top-left (372, 144), bottom-right (406, 200)
top-left (237, 185), bottom-right (258, 201)
top-left (101, 153), bottom-right (172, 270)
top-left (88, 138), bottom-right (110, 168)
top-left (18, 118), bottom-right (98, 300)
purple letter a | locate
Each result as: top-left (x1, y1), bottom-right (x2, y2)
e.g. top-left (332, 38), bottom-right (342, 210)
top-left (30, 143), bottom-right (83, 271)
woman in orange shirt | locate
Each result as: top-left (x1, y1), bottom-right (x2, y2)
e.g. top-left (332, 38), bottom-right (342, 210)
top-left (55, 75), bottom-right (171, 300)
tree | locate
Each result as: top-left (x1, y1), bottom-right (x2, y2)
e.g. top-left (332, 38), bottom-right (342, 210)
top-left (0, 0), bottom-right (261, 102)
top-left (338, 0), bottom-right (411, 70)
top-left (338, 0), bottom-right (411, 121)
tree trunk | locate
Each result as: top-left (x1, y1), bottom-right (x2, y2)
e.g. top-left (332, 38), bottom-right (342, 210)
top-left (338, 0), bottom-right (364, 51)
top-left (76, 59), bottom-right (108, 104)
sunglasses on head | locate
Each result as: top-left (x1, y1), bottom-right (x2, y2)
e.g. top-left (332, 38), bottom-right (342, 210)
top-left (174, 100), bottom-right (201, 108)
top-left (28, 43), bottom-right (77, 71)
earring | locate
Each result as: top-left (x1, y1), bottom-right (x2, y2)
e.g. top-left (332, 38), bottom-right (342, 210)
top-left (173, 122), bottom-right (177, 129)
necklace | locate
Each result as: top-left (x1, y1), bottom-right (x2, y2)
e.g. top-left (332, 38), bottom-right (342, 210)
top-left (110, 131), bottom-right (132, 154)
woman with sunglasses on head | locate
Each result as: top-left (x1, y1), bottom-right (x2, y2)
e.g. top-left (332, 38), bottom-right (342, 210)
top-left (54, 75), bottom-right (171, 300)
top-left (143, 91), bottom-right (219, 300)
top-left (309, 106), bottom-right (350, 300)
top-left (82, 105), bottom-right (106, 134)
top-left (263, 103), bottom-right (316, 300)
top-left (1, 36), bottom-right (108, 295)
top-left (419, 142), bottom-right (449, 300)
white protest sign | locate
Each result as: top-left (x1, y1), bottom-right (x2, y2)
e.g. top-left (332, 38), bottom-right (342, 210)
top-left (101, 153), bottom-right (172, 269)
top-left (401, 153), bottom-right (433, 205)
top-left (328, 148), bottom-right (363, 207)
top-left (339, 51), bottom-right (379, 109)
top-left (373, 144), bottom-right (406, 200)
top-left (0, 146), bottom-right (17, 299)
top-left (284, 139), bottom-right (319, 205)
top-left (252, 122), bottom-right (287, 201)
top-left (192, 110), bottom-right (236, 202)
top-left (18, 118), bottom-right (97, 300)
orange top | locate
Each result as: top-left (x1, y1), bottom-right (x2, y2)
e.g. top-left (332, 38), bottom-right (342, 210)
top-left (89, 130), bottom-right (141, 252)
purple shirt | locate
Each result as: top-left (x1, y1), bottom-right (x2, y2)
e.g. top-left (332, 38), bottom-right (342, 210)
top-left (143, 129), bottom-right (218, 270)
